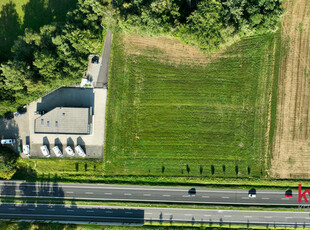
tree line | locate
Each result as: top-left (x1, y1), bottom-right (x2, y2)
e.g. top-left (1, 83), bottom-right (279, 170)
top-left (0, 0), bottom-right (107, 116)
top-left (114, 0), bottom-right (283, 50)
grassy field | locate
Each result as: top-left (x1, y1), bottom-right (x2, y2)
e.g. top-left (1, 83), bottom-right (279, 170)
top-left (104, 32), bottom-right (279, 178)
top-left (14, 158), bottom-right (103, 182)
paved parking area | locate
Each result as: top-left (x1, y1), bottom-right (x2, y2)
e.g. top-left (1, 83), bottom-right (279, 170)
top-left (0, 111), bottom-right (29, 154)
top-left (28, 88), bottom-right (107, 159)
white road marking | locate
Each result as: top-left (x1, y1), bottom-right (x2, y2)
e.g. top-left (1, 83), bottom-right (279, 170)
top-left (143, 194), bottom-right (151, 196)
top-left (67, 210), bottom-right (74, 212)
top-left (244, 216), bottom-right (252, 218)
top-left (224, 215), bottom-right (232, 217)
top-left (28, 208), bottom-right (35, 211)
top-left (125, 211), bottom-right (133, 214)
top-left (47, 209), bottom-right (55, 211)
top-left (86, 210), bottom-right (94, 213)
top-left (264, 216), bottom-right (272, 218)
top-left (106, 211), bottom-right (113, 214)
top-left (204, 215), bottom-right (211, 217)
top-left (222, 197), bottom-right (230, 199)
top-left (104, 193), bottom-right (112, 195)
top-left (145, 212), bottom-right (152, 215)
top-left (184, 214), bottom-right (192, 216)
top-left (32, 190), bottom-right (37, 192)
top-left (124, 193), bottom-right (132, 196)
top-left (66, 191), bottom-right (74, 194)
top-left (261, 197), bottom-right (270, 200)
top-left (285, 217), bottom-right (292, 219)
top-left (182, 195), bottom-right (189, 197)
top-left (85, 192), bottom-right (93, 195)
top-left (8, 208), bottom-right (15, 210)
top-left (281, 198), bottom-right (289, 200)
top-left (202, 196), bottom-right (209, 198)
top-left (163, 195), bottom-right (171, 197)
top-left (241, 197), bottom-right (249, 199)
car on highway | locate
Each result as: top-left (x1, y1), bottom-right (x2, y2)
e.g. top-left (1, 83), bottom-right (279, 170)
top-left (65, 146), bottom-right (75, 156)
top-left (75, 145), bottom-right (86, 157)
top-left (52, 146), bottom-right (63, 157)
top-left (285, 189), bottom-right (293, 198)
top-left (1, 139), bottom-right (16, 145)
top-left (40, 145), bottom-right (50, 157)
top-left (188, 188), bottom-right (196, 196)
top-left (248, 188), bottom-right (256, 198)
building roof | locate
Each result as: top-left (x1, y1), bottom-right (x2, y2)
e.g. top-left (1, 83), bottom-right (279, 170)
top-left (34, 107), bottom-right (91, 134)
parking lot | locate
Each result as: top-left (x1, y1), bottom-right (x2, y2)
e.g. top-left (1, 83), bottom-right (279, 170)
top-left (0, 87), bottom-right (107, 159)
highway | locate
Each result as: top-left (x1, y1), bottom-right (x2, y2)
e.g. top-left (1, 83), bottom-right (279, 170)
top-left (0, 203), bottom-right (309, 227)
top-left (0, 181), bottom-right (304, 206)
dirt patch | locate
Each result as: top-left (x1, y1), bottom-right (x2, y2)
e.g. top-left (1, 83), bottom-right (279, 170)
top-left (123, 33), bottom-right (228, 66)
top-left (270, 0), bottom-right (310, 178)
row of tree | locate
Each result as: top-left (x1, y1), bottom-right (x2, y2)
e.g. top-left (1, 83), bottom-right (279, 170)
top-left (0, 0), bottom-right (107, 116)
top-left (114, 0), bottom-right (283, 50)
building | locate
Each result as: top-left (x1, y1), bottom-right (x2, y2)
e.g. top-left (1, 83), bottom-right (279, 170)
top-left (34, 107), bottom-right (92, 135)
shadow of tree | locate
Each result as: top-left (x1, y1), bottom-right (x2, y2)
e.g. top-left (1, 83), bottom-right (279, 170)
top-left (22, 0), bottom-right (77, 32)
top-left (0, 0), bottom-right (77, 62)
top-left (0, 2), bottom-right (21, 62)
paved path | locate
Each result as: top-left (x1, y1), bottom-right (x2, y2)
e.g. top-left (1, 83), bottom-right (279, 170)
top-left (0, 181), bottom-right (305, 206)
top-left (0, 203), bottom-right (309, 227)
top-left (96, 30), bottom-right (112, 87)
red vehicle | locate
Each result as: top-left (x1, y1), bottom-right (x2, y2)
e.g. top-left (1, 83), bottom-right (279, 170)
top-left (285, 190), bottom-right (293, 198)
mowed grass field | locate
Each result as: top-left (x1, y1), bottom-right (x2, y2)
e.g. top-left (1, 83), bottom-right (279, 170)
top-left (104, 33), bottom-right (280, 178)
top-left (14, 159), bottom-right (103, 182)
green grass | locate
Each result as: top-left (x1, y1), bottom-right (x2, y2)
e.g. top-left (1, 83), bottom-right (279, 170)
top-left (14, 158), bottom-right (103, 182)
top-left (104, 33), bottom-right (279, 178)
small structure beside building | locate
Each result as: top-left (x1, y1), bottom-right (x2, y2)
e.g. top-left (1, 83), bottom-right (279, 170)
top-left (34, 107), bottom-right (92, 135)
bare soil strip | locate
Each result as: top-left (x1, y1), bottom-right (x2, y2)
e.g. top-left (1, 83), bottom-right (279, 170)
top-left (271, 0), bottom-right (310, 178)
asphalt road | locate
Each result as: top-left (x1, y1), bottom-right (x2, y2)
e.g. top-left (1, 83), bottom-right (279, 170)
top-left (0, 203), bottom-right (309, 227)
top-left (0, 182), bottom-right (305, 206)
top-left (97, 29), bottom-right (112, 87)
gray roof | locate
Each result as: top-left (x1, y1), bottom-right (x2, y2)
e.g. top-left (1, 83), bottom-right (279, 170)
top-left (34, 107), bottom-right (91, 134)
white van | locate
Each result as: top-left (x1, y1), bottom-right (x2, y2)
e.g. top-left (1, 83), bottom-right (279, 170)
top-left (75, 145), bottom-right (86, 157)
top-left (65, 146), bottom-right (75, 156)
top-left (52, 146), bottom-right (63, 157)
top-left (1, 139), bottom-right (16, 145)
top-left (40, 145), bottom-right (50, 157)
top-left (23, 145), bottom-right (30, 155)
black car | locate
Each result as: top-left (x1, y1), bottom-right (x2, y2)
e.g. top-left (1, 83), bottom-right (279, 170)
top-left (188, 188), bottom-right (196, 196)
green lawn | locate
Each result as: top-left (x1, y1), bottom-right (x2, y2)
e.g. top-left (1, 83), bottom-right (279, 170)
top-left (15, 158), bottom-right (104, 182)
top-left (104, 33), bottom-right (279, 178)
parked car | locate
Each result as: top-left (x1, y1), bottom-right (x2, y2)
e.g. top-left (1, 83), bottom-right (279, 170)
top-left (23, 145), bottom-right (30, 156)
top-left (17, 105), bottom-right (27, 114)
top-left (75, 145), bottom-right (86, 157)
top-left (52, 146), bottom-right (63, 157)
top-left (4, 112), bottom-right (14, 120)
top-left (40, 145), bottom-right (50, 157)
top-left (65, 146), bottom-right (75, 156)
top-left (1, 139), bottom-right (16, 145)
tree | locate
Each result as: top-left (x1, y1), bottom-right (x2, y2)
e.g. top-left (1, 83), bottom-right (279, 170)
top-left (0, 147), bottom-right (18, 179)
